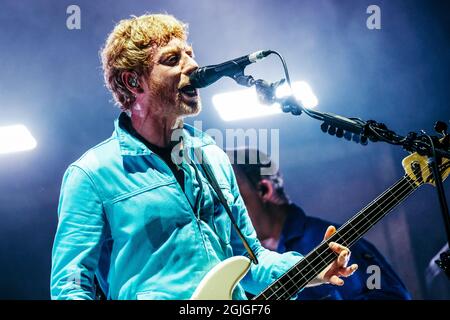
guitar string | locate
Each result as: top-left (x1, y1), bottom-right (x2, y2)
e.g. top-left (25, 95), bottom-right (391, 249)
top-left (261, 163), bottom-right (438, 300)
top-left (281, 180), bottom-right (415, 299)
top-left (275, 159), bottom-right (448, 299)
top-left (262, 161), bottom-right (448, 299)
top-left (264, 175), bottom-right (415, 299)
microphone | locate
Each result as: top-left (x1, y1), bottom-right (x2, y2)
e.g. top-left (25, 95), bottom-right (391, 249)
top-left (189, 50), bottom-right (272, 88)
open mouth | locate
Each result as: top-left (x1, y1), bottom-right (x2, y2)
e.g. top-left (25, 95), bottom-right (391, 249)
top-left (179, 84), bottom-right (198, 98)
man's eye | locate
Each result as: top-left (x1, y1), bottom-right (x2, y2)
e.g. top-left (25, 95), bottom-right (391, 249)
top-left (165, 55), bottom-right (179, 65)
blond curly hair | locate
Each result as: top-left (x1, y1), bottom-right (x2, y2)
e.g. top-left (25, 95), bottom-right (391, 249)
top-left (101, 14), bottom-right (188, 110)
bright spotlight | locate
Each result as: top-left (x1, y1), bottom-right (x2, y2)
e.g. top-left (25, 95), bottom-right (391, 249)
top-left (212, 87), bottom-right (282, 121)
top-left (212, 81), bottom-right (318, 121)
top-left (276, 81), bottom-right (319, 109)
top-left (0, 124), bottom-right (37, 154)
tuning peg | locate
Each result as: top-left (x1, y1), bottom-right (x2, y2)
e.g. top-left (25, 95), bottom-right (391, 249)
top-left (321, 122), bottom-right (329, 133)
top-left (360, 136), bottom-right (368, 145)
top-left (434, 121), bottom-right (448, 136)
top-left (328, 126), bottom-right (336, 136)
top-left (344, 131), bottom-right (352, 141)
top-left (336, 128), bottom-right (344, 138)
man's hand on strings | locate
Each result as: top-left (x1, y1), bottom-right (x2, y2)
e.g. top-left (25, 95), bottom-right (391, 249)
top-left (308, 225), bottom-right (358, 287)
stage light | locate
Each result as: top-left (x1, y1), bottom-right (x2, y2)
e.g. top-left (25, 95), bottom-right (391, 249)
top-left (212, 81), bottom-right (318, 121)
top-left (276, 81), bottom-right (319, 109)
top-left (0, 124), bottom-right (37, 154)
top-left (212, 87), bottom-right (282, 121)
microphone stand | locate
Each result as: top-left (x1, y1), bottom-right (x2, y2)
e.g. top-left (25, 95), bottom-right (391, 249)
top-left (246, 76), bottom-right (450, 279)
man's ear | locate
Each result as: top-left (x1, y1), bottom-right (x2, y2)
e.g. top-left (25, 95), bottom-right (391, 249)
top-left (258, 179), bottom-right (274, 202)
top-left (121, 71), bottom-right (144, 94)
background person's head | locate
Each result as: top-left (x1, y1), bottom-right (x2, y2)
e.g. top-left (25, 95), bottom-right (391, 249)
top-left (230, 148), bottom-right (290, 219)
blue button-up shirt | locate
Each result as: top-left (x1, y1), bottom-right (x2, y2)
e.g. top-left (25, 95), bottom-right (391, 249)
top-left (51, 113), bottom-right (302, 300)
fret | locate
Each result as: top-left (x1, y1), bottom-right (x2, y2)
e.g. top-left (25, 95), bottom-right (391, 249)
top-left (274, 282), bottom-right (290, 298)
top-left (316, 254), bottom-right (328, 272)
top-left (345, 211), bottom-right (371, 241)
top-left (275, 272), bottom-right (306, 300)
top-left (310, 244), bottom-right (333, 268)
top-left (331, 233), bottom-right (345, 247)
top-left (347, 223), bottom-right (360, 238)
top-left (299, 261), bottom-right (312, 276)
top-left (345, 223), bottom-right (361, 245)
top-left (306, 249), bottom-right (320, 261)
top-left (284, 270), bottom-right (294, 283)
top-left (273, 274), bottom-right (299, 300)
top-left (288, 259), bottom-right (306, 283)
top-left (284, 280), bottom-right (301, 299)
top-left (387, 187), bottom-right (400, 202)
top-left (405, 175), bottom-right (416, 188)
top-left (289, 264), bottom-right (304, 284)
top-left (359, 210), bottom-right (372, 225)
top-left (374, 202), bottom-right (386, 216)
top-left (351, 185), bottom-right (402, 237)
top-left (283, 274), bottom-right (305, 296)
top-left (266, 284), bottom-right (280, 299)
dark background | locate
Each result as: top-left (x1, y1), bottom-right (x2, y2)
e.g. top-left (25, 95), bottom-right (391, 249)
top-left (0, 0), bottom-right (449, 299)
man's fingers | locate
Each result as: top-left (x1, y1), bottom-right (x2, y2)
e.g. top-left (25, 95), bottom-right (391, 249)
top-left (337, 248), bottom-right (350, 266)
top-left (328, 242), bottom-right (351, 257)
top-left (328, 275), bottom-right (344, 286)
top-left (323, 226), bottom-right (336, 240)
top-left (339, 264), bottom-right (358, 277)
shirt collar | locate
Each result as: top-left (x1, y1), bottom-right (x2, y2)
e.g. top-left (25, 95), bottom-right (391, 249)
top-left (114, 112), bottom-right (215, 156)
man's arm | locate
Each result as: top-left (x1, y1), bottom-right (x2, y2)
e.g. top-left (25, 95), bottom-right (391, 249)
top-left (230, 190), bottom-right (302, 295)
top-left (50, 165), bottom-right (106, 300)
top-left (215, 152), bottom-right (302, 295)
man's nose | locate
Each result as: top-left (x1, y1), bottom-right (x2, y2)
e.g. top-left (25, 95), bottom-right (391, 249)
top-left (183, 54), bottom-right (199, 76)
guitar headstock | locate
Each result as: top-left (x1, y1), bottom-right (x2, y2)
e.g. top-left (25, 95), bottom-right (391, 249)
top-left (402, 137), bottom-right (450, 187)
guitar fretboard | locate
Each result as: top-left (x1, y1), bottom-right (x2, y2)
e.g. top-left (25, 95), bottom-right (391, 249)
top-left (254, 175), bottom-right (419, 300)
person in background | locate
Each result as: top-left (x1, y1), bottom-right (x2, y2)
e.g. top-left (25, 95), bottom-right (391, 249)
top-left (425, 243), bottom-right (450, 299)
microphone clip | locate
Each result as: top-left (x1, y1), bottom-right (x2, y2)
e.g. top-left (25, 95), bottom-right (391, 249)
top-left (231, 71), bottom-right (256, 87)
top-left (253, 78), bottom-right (302, 115)
top-left (254, 79), bottom-right (280, 104)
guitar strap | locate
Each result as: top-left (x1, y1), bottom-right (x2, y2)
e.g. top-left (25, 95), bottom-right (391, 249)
top-left (193, 147), bottom-right (259, 265)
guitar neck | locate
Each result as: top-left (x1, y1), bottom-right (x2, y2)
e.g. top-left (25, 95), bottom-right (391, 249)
top-left (254, 174), bottom-right (420, 300)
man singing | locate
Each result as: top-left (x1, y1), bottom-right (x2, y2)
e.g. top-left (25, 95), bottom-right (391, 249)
top-left (50, 13), bottom-right (357, 300)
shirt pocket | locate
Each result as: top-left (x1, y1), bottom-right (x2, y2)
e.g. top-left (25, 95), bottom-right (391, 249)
top-left (104, 180), bottom-right (191, 243)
